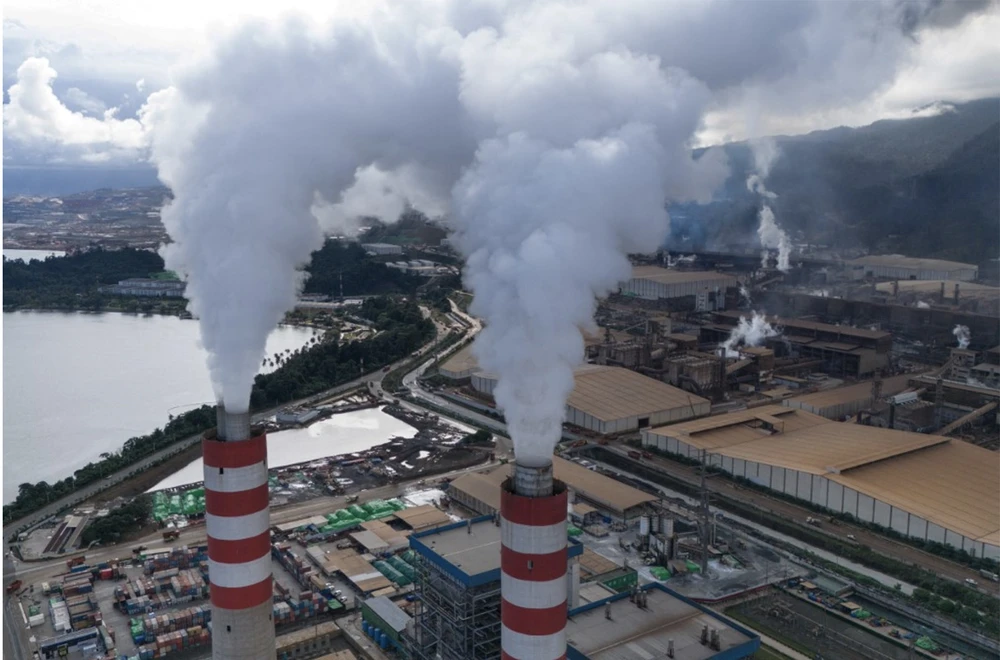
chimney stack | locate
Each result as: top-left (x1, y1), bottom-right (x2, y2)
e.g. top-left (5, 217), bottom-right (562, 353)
top-left (954, 283), bottom-right (960, 304)
top-left (205, 406), bottom-right (275, 659)
top-left (667, 639), bottom-right (675, 658)
top-left (500, 461), bottom-right (567, 660)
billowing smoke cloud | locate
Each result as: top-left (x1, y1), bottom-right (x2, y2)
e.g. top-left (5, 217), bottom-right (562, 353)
top-left (953, 324), bottom-right (971, 349)
top-left (35, 0), bottom-right (984, 454)
top-left (746, 138), bottom-right (792, 271)
top-left (721, 312), bottom-right (782, 358)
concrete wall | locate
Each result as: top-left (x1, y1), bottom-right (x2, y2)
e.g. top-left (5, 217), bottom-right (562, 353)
top-left (639, 430), bottom-right (1000, 561)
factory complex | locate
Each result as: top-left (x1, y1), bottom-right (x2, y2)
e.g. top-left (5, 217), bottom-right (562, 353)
top-left (643, 407), bottom-right (1000, 560)
top-left (408, 516), bottom-right (759, 660)
top-left (447, 455), bottom-right (658, 520)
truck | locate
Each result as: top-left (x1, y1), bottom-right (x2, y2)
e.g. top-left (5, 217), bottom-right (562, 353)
top-left (345, 495), bottom-right (360, 505)
top-left (627, 450), bottom-right (641, 459)
top-left (6, 580), bottom-right (22, 594)
top-left (805, 517), bottom-right (822, 527)
top-left (979, 569), bottom-right (1000, 583)
top-left (162, 530), bottom-right (180, 542)
top-left (66, 556), bottom-right (86, 570)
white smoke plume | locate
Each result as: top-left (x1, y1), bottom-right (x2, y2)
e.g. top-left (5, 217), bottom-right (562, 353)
top-left (916, 300), bottom-right (931, 309)
top-left (739, 284), bottom-right (753, 307)
top-left (746, 138), bottom-right (792, 272)
top-left (721, 312), bottom-right (782, 358)
top-left (953, 324), bottom-right (971, 349)
top-left (111, 0), bottom-right (989, 451)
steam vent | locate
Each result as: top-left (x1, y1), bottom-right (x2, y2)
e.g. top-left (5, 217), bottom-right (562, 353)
top-left (500, 462), bottom-right (568, 660)
top-left (204, 407), bottom-right (276, 659)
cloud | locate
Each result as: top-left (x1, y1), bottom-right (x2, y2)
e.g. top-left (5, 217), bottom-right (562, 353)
top-left (3, 57), bottom-right (147, 164)
top-left (63, 86), bottom-right (106, 114)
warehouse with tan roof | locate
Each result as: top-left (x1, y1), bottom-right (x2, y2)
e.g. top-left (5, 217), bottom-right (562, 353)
top-left (447, 455), bottom-right (657, 520)
top-left (642, 408), bottom-right (1000, 560)
top-left (472, 364), bottom-right (711, 434)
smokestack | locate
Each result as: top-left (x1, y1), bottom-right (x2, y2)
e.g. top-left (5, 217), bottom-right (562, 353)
top-left (205, 406), bottom-right (275, 660)
top-left (939, 281), bottom-right (946, 303)
top-left (954, 283), bottom-right (960, 305)
top-left (501, 461), bottom-right (567, 660)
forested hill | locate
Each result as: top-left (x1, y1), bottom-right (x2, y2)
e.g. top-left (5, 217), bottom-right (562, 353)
top-left (672, 98), bottom-right (1000, 264)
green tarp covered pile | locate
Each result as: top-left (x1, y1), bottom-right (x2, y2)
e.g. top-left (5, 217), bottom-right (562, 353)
top-left (649, 566), bottom-right (671, 581)
top-left (152, 486), bottom-right (208, 521)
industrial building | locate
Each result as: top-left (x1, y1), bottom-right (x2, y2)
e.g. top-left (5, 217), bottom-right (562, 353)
top-left (360, 596), bottom-right (411, 650)
top-left (472, 365), bottom-right (711, 434)
top-left (99, 278), bottom-right (186, 297)
top-left (361, 242), bottom-right (404, 255)
top-left (642, 409), bottom-right (1000, 560)
top-left (406, 518), bottom-right (759, 660)
top-left (703, 311), bottom-right (892, 378)
top-left (848, 255), bottom-right (978, 281)
top-left (619, 267), bottom-right (737, 307)
top-left (438, 344), bottom-right (480, 381)
top-left (407, 515), bottom-right (585, 660)
top-left (782, 374), bottom-right (914, 420)
top-left (564, 584), bottom-right (760, 659)
top-left (447, 455), bottom-right (658, 520)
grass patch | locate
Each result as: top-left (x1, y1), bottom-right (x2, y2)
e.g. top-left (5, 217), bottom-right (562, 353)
top-left (753, 646), bottom-right (797, 660)
top-left (724, 608), bottom-right (816, 658)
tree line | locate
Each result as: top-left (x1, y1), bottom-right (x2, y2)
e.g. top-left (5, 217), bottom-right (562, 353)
top-left (3, 296), bottom-right (434, 525)
top-left (80, 495), bottom-right (153, 546)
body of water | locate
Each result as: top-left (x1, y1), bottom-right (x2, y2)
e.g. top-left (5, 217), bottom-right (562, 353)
top-left (3, 248), bottom-right (67, 261)
top-left (150, 407), bottom-right (418, 491)
top-left (2, 310), bottom-right (316, 503)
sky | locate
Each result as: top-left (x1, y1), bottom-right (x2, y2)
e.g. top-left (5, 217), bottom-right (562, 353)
top-left (3, 0), bottom-right (999, 171)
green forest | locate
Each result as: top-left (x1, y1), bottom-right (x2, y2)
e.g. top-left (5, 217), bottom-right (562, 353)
top-left (3, 295), bottom-right (435, 525)
top-left (2, 239), bottom-right (429, 311)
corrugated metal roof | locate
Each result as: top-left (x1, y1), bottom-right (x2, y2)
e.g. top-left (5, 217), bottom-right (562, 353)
top-left (392, 505), bottom-right (451, 531)
top-left (850, 255), bottom-right (976, 271)
top-left (449, 456), bottom-right (657, 515)
top-left (783, 375), bottom-right (912, 410)
top-left (567, 366), bottom-right (710, 422)
top-left (645, 405), bottom-right (833, 451)
top-left (832, 440), bottom-right (999, 543)
top-left (364, 596), bottom-right (411, 633)
top-left (629, 266), bottom-right (738, 286)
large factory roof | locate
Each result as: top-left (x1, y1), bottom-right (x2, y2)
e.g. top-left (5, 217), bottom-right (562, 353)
top-left (648, 411), bottom-right (1000, 545)
top-left (449, 455), bottom-right (658, 516)
top-left (628, 266), bottom-right (738, 285)
top-left (783, 374), bottom-right (913, 410)
top-left (409, 516), bottom-right (584, 587)
top-left (832, 440), bottom-right (1000, 545)
top-left (718, 425), bottom-right (948, 475)
top-left (876, 280), bottom-right (998, 299)
top-left (566, 584), bottom-right (759, 659)
top-left (850, 254), bottom-right (977, 271)
top-left (645, 405), bottom-right (834, 452)
top-left (567, 365), bottom-right (710, 423)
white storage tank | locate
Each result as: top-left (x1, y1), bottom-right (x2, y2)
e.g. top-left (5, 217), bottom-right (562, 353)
top-left (639, 515), bottom-right (651, 536)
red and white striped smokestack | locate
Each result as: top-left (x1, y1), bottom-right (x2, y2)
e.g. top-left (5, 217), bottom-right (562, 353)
top-left (204, 407), bottom-right (275, 659)
top-left (500, 460), bottom-right (568, 660)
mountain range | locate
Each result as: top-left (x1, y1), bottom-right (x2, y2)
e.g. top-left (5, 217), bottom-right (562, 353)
top-left (673, 97), bottom-right (1000, 266)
